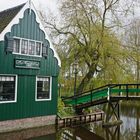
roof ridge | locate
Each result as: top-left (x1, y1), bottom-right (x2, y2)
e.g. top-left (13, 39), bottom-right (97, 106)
top-left (0, 3), bottom-right (26, 34)
top-left (0, 3), bottom-right (26, 14)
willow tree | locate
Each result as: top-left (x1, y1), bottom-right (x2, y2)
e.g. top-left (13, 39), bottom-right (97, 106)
top-left (45, 0), bottom-right (136, 93)
top-left (123, 19), bottom-right (140, 83)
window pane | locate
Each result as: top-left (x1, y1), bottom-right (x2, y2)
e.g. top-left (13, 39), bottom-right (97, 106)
top-left (12, 37), bottom-right (43, 57)
top-left (37, 77), bottom-right (50, 100)
top-left (0, 76), bottom-right (16, 102)
top-left (36, 42), bottom-right (41, 56)
top-left (29, 41), bottom-right (35, 55)
top-left (13, 39), bottom-right (20, 53)
top-left (21, 39), bottom-right (28, 54)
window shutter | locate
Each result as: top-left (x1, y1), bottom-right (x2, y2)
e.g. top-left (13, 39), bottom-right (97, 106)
top-left (42, 45), bottom-right (48, 58)
top-left (6, 37), bottom-right (14, 53)
top-left (46, 40), bottom-right (50, 48)
top-left (42, 40), bottom-right (50, 58)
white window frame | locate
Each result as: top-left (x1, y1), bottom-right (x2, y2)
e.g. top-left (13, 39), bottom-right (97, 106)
top-left (35, 76), bottom-right (52, 101)
top-left (12, 36), bottom-right (42, 57)
top-left (13, 38), bottom-right (20, 53)
top-left (0, 74), bottom-right (18, 104)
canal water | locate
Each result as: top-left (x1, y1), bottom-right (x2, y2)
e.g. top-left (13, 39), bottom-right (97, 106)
top-left (0, 101), bottom-right (139, 140)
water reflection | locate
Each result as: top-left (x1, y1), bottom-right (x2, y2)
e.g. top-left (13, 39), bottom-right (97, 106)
top-left (0, 101), bottom-right (140, 140)
top-left (57, 127), bottom-right (105, 140)
top-left (0, 125), bottom-right (56, 140)
top-left (120, 103), bottom-right (140, 140)
top-left (88, 101), bottom-right (140, 140)
top-left (105, 125), bottom-right (120, 140)
top-left (29, 127), bottom-right (105, 140)
top-left (28, 133), bottom-right (56, 140)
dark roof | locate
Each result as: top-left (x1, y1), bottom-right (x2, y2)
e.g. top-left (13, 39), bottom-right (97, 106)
top-left (0, 3), bottom-right (25, 33)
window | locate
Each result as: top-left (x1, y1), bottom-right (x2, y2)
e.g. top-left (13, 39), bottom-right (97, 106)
top-left (13, 38), bottom-right (20, 53)
top-left (36, 42), bottom-right (41, 56)
top-left (13, 37), bottom-right (43, 57)
top-left (21, 39), bottom-right (28, 54)
top-left (29, 41), bottom-right (35, 55)
top-left (36, 77), bottom-right (51, 101)
top-left (0, 75), bottom-right (17, 103)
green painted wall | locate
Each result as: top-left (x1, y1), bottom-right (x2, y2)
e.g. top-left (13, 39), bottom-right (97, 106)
top-left (0, 9), bottom-right (60, 121)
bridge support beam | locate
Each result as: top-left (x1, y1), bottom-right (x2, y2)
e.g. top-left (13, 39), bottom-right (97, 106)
top-left (103, 101), bottom-right (122, 127)
top-left (105, 125), bottom-right (120, 140)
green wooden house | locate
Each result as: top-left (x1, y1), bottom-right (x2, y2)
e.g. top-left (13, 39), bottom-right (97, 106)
top-left (0, 1), bottom-right (61, 130)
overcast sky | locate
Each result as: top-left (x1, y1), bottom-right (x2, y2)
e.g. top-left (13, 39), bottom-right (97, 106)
top-left (0, 0), bottom-right (59, 13)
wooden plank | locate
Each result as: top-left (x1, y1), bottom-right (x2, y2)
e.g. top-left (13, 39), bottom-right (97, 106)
top-left (56, 111), bottom-right (104, 127)
top-left (102, 120), bottom-right (123, 128)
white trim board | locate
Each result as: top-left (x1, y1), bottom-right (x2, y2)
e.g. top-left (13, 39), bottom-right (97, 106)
top-left (0, 74), bottom-right (18, 104)
top-left (13, 36), bottom-right (43, 57)
top-left (0, 0), bottom-right (61, 67)
top-left (35, 76), bottom-right (52, 102)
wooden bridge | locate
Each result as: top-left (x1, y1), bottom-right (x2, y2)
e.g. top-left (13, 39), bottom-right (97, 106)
top-left (62, 84), bottom-right (140, 124)
top-left (56, 111), bottom-right (104, 128)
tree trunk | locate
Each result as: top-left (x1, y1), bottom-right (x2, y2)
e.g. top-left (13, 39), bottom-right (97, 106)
top-left (76, 64), bottom-right (97, 94)
top-left (136, 61), bottom-right (139, 83)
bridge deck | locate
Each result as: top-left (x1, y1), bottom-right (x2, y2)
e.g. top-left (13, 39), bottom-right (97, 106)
top-left (56, 111), bottom-right (104, 127)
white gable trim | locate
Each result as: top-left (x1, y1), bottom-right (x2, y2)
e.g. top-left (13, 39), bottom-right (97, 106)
top-left (0, 1), bottom-right (61, 67)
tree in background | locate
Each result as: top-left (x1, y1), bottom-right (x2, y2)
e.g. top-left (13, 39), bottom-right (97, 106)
top-left (123, 18), bottom-right (140, 83)
top-left (41, 0), bottom-right (137, 95)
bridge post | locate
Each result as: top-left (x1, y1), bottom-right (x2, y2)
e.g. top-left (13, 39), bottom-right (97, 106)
top-left (119, 85), bottom-right (121, 96)
top-left (126, 84), bottom-right (128, 99)
top-left (107, 87), bottom-right (110, 101)
top-left (136, 84), bottom-right (139, 96)
top-left (90, 91), bottom-right (93, 104)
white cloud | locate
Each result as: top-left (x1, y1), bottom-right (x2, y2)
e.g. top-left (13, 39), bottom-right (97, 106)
top-left (0, 0), bottom-right (26, 11)
top-left (0, 0), bottom-right (58, 13)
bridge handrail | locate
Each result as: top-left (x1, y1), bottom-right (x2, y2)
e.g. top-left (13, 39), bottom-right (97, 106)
top-left (62, 83), bottom-right (140, 102)
top-left (62, 84), bottom-right (115, 101)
